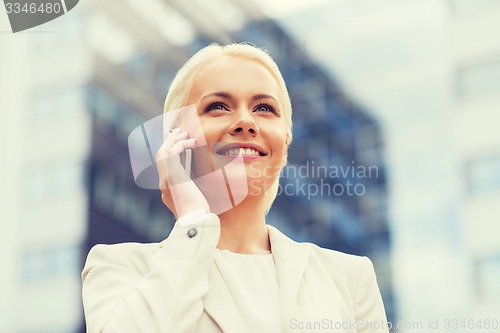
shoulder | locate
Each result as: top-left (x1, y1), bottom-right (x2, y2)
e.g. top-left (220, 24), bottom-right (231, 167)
top-left (306, 241), bottom-right (369, 270)
top-left (303, 243), bottom-right (370, 269)
top-left (268, 224), bottom-right (371, 282)
top-left (302, 242), bottom-right (375, 293)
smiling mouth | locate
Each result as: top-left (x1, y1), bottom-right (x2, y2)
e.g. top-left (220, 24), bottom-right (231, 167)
top-left (217, 147), bottom-right (266, 156)
top-left (215, 143), bottom-right (268, 157)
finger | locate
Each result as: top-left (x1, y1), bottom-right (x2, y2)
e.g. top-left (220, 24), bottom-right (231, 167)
top-left (168, 138), bottom-right (196, 156)
top-left (157, 138), bottom-right (196, 188)
top-left (157, 131), bottom-right (189, 160)
top-left (161, 127), bottom-right (181, 148)
top-left (165, 139), bottom-right (196, 182)
top-left (157, 138), bottom-right (195, 177)
top-left (169, 127), bottom-right (181, 135)
top-left (165, 127), bottom-right (181, 137)
top-left (161, 130), bottom-right (188, 152)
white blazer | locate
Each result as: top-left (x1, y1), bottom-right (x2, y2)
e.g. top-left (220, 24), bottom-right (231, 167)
top-left (82, 212), bottom-right (389, 332)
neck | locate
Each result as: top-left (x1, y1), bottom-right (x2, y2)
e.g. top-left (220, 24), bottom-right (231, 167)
top-left (216, 197), bottom-right (271, 254)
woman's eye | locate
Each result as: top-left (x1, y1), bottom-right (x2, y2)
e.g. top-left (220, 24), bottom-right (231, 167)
top-left (205, 102), bottom-right (228, 112)
top-left (255, 103), bottom-right (276, 114)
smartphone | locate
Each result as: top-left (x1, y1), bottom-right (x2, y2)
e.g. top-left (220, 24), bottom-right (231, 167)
top-left (182, 148), bottom-right (192, 178)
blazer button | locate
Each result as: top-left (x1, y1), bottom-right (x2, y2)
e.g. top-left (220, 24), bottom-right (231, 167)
top-left (187, 228), bottom-right (198, 238)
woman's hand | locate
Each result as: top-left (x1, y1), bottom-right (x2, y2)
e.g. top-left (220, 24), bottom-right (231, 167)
top-left (156, 128), bottom-right (210, 219)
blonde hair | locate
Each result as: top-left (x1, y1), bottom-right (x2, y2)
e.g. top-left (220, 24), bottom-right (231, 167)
top-left (163, 42), bottom-right (292, 214)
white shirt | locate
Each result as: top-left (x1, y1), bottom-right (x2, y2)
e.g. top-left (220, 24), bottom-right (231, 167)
top-left (212, 249), bottom-right (282, 333)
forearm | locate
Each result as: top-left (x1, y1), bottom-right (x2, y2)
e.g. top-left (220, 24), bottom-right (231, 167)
top-left (82, 213), bottom-right (220, 333)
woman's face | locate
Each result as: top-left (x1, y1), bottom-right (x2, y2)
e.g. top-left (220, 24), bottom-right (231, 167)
top-left (184, 56), bottom-right (288, 198)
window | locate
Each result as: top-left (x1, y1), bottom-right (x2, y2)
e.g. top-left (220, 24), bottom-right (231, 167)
top-left (87, 12), bottom-right (136, 64)
top-left (154, 66), bottom-right (174, 98)
top-left (89, 86), bottom-right (117, 126)
top-left (115, 103), bottom-right (144, 142)
top-left (147, 209), bottom-right (173, 242)
top-left (113, 183), bottom-right (131, 220)
top-left (125, 51), bottom-right (153, 78)
top-left (192, 0), bottom-right (245, 31)
top-left (22, 244), bottom-right (81, 284)
top-left (450, 0), bottom-right (500, 17)
top-left (457, 57), bottom-right (500, 99)
top-left (355, 123), bottom-right (379, 150)
top-left (92, 168), bottom-right (116, 210)
top-left (31, 86), bottom-right (83, 125)
top-left (24, 161), bottom-right (84, 202)
top-left (467, 153), bottom-right (500, 193)
top-left (127, 0), bottom-right (194, 46)
top-left (129, 194), bottom-right (151, 232)
top-left (475, 255), bottom-right (500, 300)
top-left (30, 11), bottom-right (84, 53)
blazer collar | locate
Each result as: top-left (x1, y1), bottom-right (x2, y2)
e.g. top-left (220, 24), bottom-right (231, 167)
top-left (203, 224), bottom-right (311, 332)
top-left (267, 224), bottom-right (311, 332)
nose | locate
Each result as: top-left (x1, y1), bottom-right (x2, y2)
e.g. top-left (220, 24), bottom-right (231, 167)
top-left (229, 109), bottom-right (259, 137)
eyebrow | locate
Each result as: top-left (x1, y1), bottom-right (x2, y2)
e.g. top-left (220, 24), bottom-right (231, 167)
top-left (200, 92), bottom-right (278, 102)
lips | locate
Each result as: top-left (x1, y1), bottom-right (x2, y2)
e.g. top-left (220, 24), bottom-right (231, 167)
top-left (215, 142), bottom-right (267, 156)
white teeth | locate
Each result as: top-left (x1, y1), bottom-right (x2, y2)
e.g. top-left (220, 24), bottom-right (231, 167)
top-left (222, 148), bottom-right (261, 155)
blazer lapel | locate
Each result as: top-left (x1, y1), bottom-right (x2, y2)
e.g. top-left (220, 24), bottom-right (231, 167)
top-left (203, 259), bottom-right (246, 332)
top-left (269, 226), bottom-right (354, 332)
top-left (267, 224), bottom-right (311, 333)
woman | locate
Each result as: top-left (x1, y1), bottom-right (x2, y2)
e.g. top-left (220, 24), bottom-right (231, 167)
top-left (82, 43), bottom-right (389, 333)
